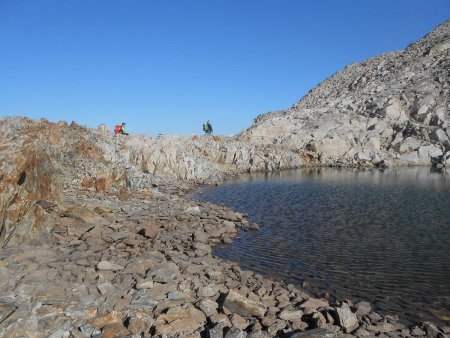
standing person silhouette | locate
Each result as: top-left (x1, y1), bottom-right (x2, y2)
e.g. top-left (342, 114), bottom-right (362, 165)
top-left (202, 120), bottom-right (213, 135)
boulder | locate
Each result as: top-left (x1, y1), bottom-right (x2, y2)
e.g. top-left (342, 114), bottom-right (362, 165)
top-left (353, 301), bottom-right (371, 316)
top-left (91, 311), bottom-right (122, 329)
top-left (147, 262), bottom-right (180, 283)
top-left (139, 219), bottom-right (160, 238)
top-left (335, 303), bottom-right (358, 333)
top-left (300, 299), bottom-right (329, 311)
top-left (196, 298), bottom-right (219, 317)
top-left (289, 328), bottom-right (353, 337)
top-left (154, 307), bottom-right (206, 336)
top-left (223, 290), bottom-right (267, 318)
top-left (279, 309), bottom-right (303, 321)
top-left (225, 327), bottom-right (246, 338)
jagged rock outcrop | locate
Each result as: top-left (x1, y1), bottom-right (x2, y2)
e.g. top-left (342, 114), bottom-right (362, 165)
top-left (0, 120), bottom-right (61, 248)
top-left (1, 19), bottom-right (450, 338)
top-left (0, 117), bottom-right (304, 247)
top-left (240, 20), bottom-right (450, 167)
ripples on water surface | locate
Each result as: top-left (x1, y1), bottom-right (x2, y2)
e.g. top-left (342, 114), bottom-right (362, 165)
top-left (192, 167), bottom-right (450, 325)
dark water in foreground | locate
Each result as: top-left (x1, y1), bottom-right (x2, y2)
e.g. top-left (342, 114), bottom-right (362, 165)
top-left (192, 168), bottom-right (450, 325)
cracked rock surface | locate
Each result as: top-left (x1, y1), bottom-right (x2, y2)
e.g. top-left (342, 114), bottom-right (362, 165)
top-left (1, 19), bottom-right (450, 338)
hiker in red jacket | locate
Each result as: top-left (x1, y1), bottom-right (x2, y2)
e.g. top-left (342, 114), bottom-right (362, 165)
top-left (114, 122), bottom-right (129, 135)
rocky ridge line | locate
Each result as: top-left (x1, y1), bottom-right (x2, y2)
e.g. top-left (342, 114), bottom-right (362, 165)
top-left (1, 19), bottom-right (450, 338)
top-left (240, 20), bottom-right (450, 168)
top-left (0, 116), bottom-right (305, 248)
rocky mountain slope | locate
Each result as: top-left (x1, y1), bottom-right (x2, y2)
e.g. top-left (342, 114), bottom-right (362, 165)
top-left (240, 20), bottom-right (450, 167)
top-left (1, 20), bottom-right (450, 338)
top-left (2, 118), bottom-right (447, 337)
top-left (0, 116), bottom-right (306, 247)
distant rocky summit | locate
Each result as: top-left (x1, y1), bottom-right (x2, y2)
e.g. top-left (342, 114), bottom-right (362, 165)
top-left (1, 20), bottom-right (450, 338)
top-left (240, 20), bottom-right (450, 167)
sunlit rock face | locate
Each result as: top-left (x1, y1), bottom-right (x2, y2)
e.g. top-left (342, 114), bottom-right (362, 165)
top-left (240, 20), bottom-right (450, 167)
top-left (0, 117), bottom-right (304, 247)
top-left (1, 20), bottom-right (449, 247)
top-left (0, 118), bottom-right (60, 247)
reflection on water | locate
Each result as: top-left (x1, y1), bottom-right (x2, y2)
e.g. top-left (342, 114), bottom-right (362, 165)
top-left (192, 167), bottom-right (450, 325)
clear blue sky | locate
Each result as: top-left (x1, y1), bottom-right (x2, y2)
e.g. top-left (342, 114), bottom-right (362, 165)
top-left (1, 1), bottom-right (449, 136)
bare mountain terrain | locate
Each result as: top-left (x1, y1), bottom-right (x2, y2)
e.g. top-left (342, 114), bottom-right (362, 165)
top-left (0, 20), bottom-right (449, 338)
top-left (240, 20), bottom-right (450, 168)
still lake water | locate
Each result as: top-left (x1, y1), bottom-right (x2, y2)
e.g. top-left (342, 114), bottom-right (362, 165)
top-left (192, 167), bottom-right (450, 325)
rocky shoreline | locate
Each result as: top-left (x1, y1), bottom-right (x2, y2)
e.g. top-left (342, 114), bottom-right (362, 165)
top-left (1, 180), bottom-right (448, 338)
top-left (1, 18), bottom-right (449, 337)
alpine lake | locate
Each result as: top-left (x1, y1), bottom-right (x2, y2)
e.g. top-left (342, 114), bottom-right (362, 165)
top-left (191, 167), bottom-right (450, 326)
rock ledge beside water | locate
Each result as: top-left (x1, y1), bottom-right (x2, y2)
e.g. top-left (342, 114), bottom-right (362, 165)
top-left (1, 18), bottom-right (450, 338)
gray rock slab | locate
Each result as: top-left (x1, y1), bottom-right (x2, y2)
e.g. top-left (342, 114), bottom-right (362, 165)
top-left (223, 290), bottom-right (267, 318)
top-left (97, 261), bottom-right (124, 271)
top-left (225, 327), bottom-right (246, 338)
top-left (289, 328), bottom-right (353, 338)
top-left (335, 304), bottom-right (358, 333)
top-left (0, 302), bottom-right (16, 325)
top-left (354, 301), bottom-right (371, 316)
top-left (300, 298), bottom-right (329, 311)
top-left (209, 323), bottom-right (225, 338)
top-left (147, 262), bottom-right (180, 282)
top-left (127, 295), bottom-right (158, 313)
top-left (197, 298), bottom-right (219, 317)
top-left (279, 309), bottom-right (303, 321)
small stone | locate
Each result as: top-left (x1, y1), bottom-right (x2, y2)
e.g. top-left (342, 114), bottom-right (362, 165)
top-left (136, 278), bottom-right (154, 289)
top-left (97, 261), bottom-right (124, 271)
top-left (139, 219), bottom-right (159, 238)
top-left (97, 281), bottom-right (116, 295)
top-left (223, 290), bottom-right (267, 318)
top-left (423, 321), bottom-right (443, 338)
top-left (230, 313), bottom-right (249, 330)
top-left (354, 301), bottom-right (371, 316)
top-left (154, 307), bottom-right (206, 335)
top-left (127, 295), bottom-right (158, 313)
top-left (193, 230), bottom-right (208, 243)
top-left (248, 222), bottom-right (259, 230)
top-left (300, 298), bottom-right (329, 311)
top-left (255, 287), bottom-right (267, 297)
top-left (209, 323), bottom-right (226, 338)
top-left (196, 298), bottom-right (219, 317)
top-left (367, 312), bottom-right (383, 323)
top-left (267, 319), bottom-right (286, 336)
top-left (312, 311), bottom-right (327, 328)
top-left (335, 303), bottom-right (358, 333)
top-left (291, 319), bottom-right (309, 331)
top-left (147, 262), bottom-right (180, 283)
top-left (366, 321), bottom-right (396, 333)
top-left (91, 311), bottom-right (122, 329)
top-left (290, 328), bottom-right (353, 337)
top-left (101, 323), bottom-right (130, 338)
top-left (210, 313), bottom-right (232, 327)
top-left (225, 327), bottom-right (246, 338)
top-left (168, 291), bottom-right (185, 300)
top-left (126, 312), bottom-right (155, 335)
top-left (157, 306), bottom-right (188, 322)
top-left (247, 330), bottom-right (270, 338)
top-left (76, 325), bottom-right (101, 337)
top-left (278, 309), bottom-right (303, 321)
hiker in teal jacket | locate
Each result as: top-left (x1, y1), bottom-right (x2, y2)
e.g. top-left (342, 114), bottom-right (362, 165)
top-left (203, 120), bottom-right (213, 135)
